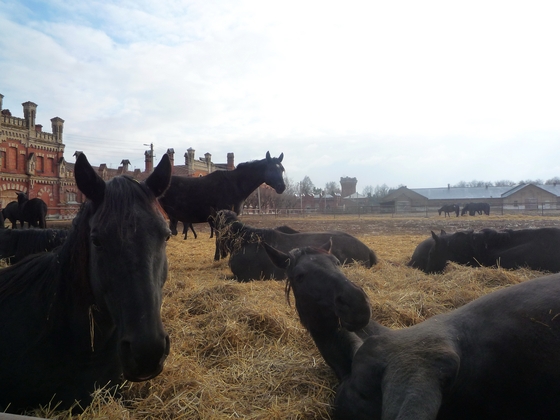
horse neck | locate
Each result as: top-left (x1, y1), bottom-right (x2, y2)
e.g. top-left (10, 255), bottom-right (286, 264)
top-left (228, 161), bottom-right (267, 197)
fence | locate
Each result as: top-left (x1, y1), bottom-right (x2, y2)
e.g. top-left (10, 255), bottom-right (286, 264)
top-left (242, 203), bottom-right (560, 218)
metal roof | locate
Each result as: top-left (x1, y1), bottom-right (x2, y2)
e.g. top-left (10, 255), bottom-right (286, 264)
top-left (408, 184), bottom-right (560, 200)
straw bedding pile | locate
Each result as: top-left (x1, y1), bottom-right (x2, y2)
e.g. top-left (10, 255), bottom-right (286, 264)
top-left (24, 216), bottom-right (548, 419)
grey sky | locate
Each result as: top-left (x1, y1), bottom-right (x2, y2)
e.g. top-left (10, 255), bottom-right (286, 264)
top-left (1, 0), bottom-right (560, 192)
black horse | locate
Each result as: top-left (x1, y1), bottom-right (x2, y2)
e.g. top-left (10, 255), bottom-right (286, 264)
top-left (215, 210), bottom-right (377, 281)
top-left (461, 202), bottom-right (490, 216)
top-left (2, 201), bottom-right (23, 229)
top-left (406, 230), bottom-right (446, 271)
top-left (159, 151), bottom-right (285, 245)
top-left (438, 204), bottom-right (459, 217)
top-left (0, 228), bottom-right (69, 264)
top-left (0, 153), bottom-right (172, 413)
top-left (264, 242), bottom-right (560, 419)
top-left (426, 228), bottom-right (560, 274)
top-left (16, 192), bottom-right (48, 228)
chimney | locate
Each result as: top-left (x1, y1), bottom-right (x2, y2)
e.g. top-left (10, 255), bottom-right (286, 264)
top-left (227, 152), bottom-right (234, 170)
top-left (204, 152), bottom-right (212, 172)
top-left (35, 124), bottom-right (43, 132)
top-left (166, 148), bottom-right (175, 167)
top-left (121, 159), bottom-right (131, 172)
top-left (51, 117), bottom-right (64, 142)
top-left (22, 101), bottom-right (37, 129)
top-left (0, 93), bottom-right (3, 110)
top-left (185, 148), bottom-right (195, 176)
top-left (144, 149), bottom-right (153, 173)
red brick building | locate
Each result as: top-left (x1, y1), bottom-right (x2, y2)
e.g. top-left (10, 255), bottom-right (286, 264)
top-left (0, 94), bottom-right (234, 220)
top-left (0, 93), bottom-right (79, 218)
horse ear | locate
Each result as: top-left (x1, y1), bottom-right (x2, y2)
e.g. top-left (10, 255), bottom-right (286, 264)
top-left (266, 151), bottom-right (271, 162)
top-left (431, 230), bottom-right (439, 241)
top-left (441, 229), bottom-right (446, 235)
top-left (75, 153), bottom-right (106, 205)
top-left (262, 242), bottom-right (291, 269)
top-left (320, 238), bottom-right (333, 253)
top-left (145, 154), bottom-right (172, 198)
top-left (278, 152), bottom-right (284, 162)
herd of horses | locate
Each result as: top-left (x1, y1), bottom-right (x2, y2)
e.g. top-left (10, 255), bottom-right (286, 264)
top-left (438, 202), bottom-right (490, 217)
top-left (2, 151), bottom-right (560, 418)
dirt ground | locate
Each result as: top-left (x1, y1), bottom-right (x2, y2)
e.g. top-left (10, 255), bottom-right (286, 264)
top-left (177, 212), bottom-right (560, 238)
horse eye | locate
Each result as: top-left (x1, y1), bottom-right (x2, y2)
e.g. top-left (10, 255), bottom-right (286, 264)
top-left (91, 236), bottom-right (102, 248)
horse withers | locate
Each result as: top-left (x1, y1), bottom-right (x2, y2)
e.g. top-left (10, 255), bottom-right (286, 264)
top-left (0, 153), bottom-right (172, 413)
top-left (264, 241), bottom-right (560, 420)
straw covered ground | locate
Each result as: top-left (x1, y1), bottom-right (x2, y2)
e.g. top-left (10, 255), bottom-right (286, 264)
top-left (26, 214), bottom-right (560, 419)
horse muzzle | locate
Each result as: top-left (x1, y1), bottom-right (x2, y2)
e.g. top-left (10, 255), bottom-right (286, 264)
top-left (120, 333), bottom-right (170, 382)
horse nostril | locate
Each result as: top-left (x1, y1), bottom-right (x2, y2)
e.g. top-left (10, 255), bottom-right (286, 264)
top-left (164, 334), bottom-right (171, 356)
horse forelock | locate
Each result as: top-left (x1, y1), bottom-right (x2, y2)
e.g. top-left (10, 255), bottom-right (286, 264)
top-left (284, 246), bottom-right (337, 307)
top-left (94, 176), bottom-right (159, 238)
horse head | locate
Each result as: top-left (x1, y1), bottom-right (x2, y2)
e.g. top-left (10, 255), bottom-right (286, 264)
top-left (264, 151), bottom-right (286, 194)
top-left (74, 153), bottom-right (172, 381)
top-left (263, 240), bottom-right (371, 333)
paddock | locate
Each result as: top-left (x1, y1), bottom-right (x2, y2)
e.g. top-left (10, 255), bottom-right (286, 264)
top-left (16, 214), bottom-right (556, 419)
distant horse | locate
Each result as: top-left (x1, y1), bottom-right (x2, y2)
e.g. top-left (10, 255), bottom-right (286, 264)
top-left (2, 201), bottom-right (23, 229)
top-left (16, 192), bottom-right (47, 228)
top-left (461, 202), bottom-right (490, 216)
top-left (426, 228), bottom-right (560, 274)
top-left (215, 210), bottom-right (377, 281)
top-left (159, 151), bottom-right (285, 249)
top-left (438, 204), bottom-right (459, 217)
top-left (0, 228), bottom-right (69, 264)
top-left (0, 153), bottom-right (172, 413)
top-left (264, 241), bottom-right (560, 419)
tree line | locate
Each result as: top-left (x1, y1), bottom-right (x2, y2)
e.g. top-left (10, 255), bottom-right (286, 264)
top-left (243, 175), bottom-right (560, 211)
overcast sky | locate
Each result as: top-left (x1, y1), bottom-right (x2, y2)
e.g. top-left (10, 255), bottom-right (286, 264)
top-left (1, 1), bottom-right (560, 192)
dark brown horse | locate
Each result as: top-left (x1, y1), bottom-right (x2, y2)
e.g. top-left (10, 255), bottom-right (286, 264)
top-left (0, 153), bottom-right (172, 413)
top-left (158, 151), bottom-right (285, 245)
top-left (427, 228), bottom-right (560, 274)
top-left (215, 210), bottom-right (377, 281)
top-left (264, 242), bottom-right (560, 420)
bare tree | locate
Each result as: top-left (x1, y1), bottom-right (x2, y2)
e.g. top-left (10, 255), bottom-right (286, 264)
top-left (362, 185), bottom-right (375, 197)
top-left (324, 181), bottom-right (341, 196)
top-left (299, 176), bottom-right (315, 195)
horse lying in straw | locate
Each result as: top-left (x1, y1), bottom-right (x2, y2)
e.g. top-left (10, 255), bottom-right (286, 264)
top-left (214, 210), bottom-right (377, 282)
top-left (263, 240), bottom-right (560, 419)
top-left (427, 227), bottom-right (560, 274)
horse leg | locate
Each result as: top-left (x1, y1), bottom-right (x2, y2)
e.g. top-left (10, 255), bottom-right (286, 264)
top-left (189, 224), bottom-right (197, 239)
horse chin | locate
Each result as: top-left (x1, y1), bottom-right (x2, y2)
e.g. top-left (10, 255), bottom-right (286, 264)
top-left (340, 317), bottom-right (369, 332)
top-left (123, 366), bottom-right (164, 382)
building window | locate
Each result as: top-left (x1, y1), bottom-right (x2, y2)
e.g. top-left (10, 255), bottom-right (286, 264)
top-left (37, 156), bottom-right (44, 173)
top-left (46, 157), bottom-right (54, 174)
top-left (67, 191), bottom-right (77, 203)
top-left (8, 147), bottom-right (16, 170)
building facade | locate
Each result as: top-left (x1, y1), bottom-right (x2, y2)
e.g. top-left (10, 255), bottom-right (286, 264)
top-left (0, 94), bottom-right (235, 220)
top-left (0, 94), bottom-right (78, 217)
